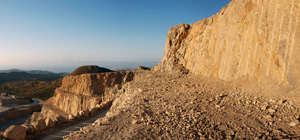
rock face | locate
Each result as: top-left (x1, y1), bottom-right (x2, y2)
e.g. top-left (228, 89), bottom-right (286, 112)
top-left (51, 71), bottom-right (134, 115)
top-left (3, 125), bottom-right (26, 140)
top-left (155, 0), bottom-right (300, 88)
top-left (26, 71), bottom-right (134, 125)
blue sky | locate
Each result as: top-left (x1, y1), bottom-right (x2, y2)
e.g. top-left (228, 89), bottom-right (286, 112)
top-left (0, 0), bottom-right (231, 72)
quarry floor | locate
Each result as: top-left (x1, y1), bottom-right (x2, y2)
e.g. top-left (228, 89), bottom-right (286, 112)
top-left (0, 99), bottom-right (41, 131)
top-left (0, 99), bottom-right (40, 112)
top-left (41, 110), bottom-right (108, 140)
top-left (62, 70), bottom-right (300, 139)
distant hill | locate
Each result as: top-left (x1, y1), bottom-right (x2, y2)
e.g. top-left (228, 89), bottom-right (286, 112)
top-left (0, 69), bottom-right (68, 77)
top-left (0, 69), bottom-right (67, 100)
top-left (70, 65), bottom-right (114, 76)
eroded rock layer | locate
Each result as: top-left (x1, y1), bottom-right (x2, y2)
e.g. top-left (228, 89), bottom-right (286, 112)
top-left (155, 0), bottom-right (300, 88)
top-left (25, 71), bottom-right (134, 126)
top-left (51, 71), bottom-right (134, 115)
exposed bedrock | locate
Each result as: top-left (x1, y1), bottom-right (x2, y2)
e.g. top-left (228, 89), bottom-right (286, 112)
top-left (25, 71), bottom-right (134, 127)
top-left (154, 0), bottom-right (300, 89)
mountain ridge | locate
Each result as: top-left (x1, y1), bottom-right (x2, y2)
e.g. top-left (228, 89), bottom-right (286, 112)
top-left (0, 69), bottom-right (68, 76)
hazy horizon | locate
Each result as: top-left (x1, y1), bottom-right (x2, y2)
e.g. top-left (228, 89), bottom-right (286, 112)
top-left (0, 0), bottom-right (231, 71)
top-left (0, 60), bottom-right (160, 73)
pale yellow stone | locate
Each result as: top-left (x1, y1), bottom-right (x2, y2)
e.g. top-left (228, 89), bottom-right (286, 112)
top-left (155, 0), bottom-right (300, 88)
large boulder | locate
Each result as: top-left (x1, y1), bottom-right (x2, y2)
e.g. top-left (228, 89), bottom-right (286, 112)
top-left (45, 118), bottom-right (55, 128)
top-left (21, 124), bottom-right (34, 134)
top-left (55, 115), bottom-right (67, 123)
top-left (3, 125), bottom-right (26, 140)
top-left (33, 119), bottom-right (46, 131)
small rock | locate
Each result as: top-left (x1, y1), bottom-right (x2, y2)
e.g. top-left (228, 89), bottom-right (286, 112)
top-left (267, 108), bottom-right (276, 114)
top-left (269, 99), bottom-right (276, 103)
top-left (289, 120), bottom-right (299, 127)
top-left (68, 115), bottom-right (75, 120)
top-left (277, 100), bottom-right (284, 105)
top-left (79, 111), bottom-right (84, 116)
top-left (79, 110), bottom-right (89, 118)
top-left (261, 105), bottom-right (267, 110)
top-left (199, 137), bottom-right (206, 140)
top-left (132, 119), bottom-right (138, 124)
top-left (138, 88), bottom-right (143, 92)
top-left (217, 124), bottom-right (227, 131)
top-left (137, 66), bottom-right (150, 70)
top-left (273, 129), bottom-right (281, 133)
top-left (224, 129), bottom-right (235, 136)
top-left (263, 115), bottom-right (272, 120)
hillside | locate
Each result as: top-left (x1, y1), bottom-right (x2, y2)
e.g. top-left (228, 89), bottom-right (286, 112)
top-left (0, 70), bottom-right (65, 101)
top-left (0, 71), bottom-right (64, 84)
top-left (64, 70), bottom-right (300, 140)
top-left (0, 69), bottom-right (68, 76)
top-left (2, 0), bottom-right (300, 139)
top-left (64, 0), bottom-right (300, 139)
top-left (70, 65), bottom-right (114, 76)
top-left (0, 79), bottom-right (62, 101)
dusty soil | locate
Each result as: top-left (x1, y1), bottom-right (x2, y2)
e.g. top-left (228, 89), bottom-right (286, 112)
top-left (64, 70), bottom-right (300, 139)
top-left (40, 110), bottom-right (108, 140)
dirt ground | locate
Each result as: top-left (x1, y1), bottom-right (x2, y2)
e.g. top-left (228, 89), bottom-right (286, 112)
top-left (64, 70), bottom-right (300, 139)
top-left (40, 110), bottom-right (108, 140)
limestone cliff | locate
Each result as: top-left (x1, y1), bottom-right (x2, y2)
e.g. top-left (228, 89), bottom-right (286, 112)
top-left (155, 0), bottom-right (300, 88)
top-left (25, 71), bottom-right (134, 126)
top-left (51, 71), bottom-right (134, 115)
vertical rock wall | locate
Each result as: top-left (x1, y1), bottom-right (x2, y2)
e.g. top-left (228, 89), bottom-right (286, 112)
top-left (50, 71), bottom-right (134, 115)
top-left (155, 0), bottom-right (300, 88)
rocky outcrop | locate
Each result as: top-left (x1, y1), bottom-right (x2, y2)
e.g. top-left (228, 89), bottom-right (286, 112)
top-left (51, 71), bottom-right (134, 115)
top-left (25, 71), bottom-right (134, 126)
top-left (155, 0), bottom-right (300, 88)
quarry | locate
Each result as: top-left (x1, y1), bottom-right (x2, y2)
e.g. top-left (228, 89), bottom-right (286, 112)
top-left (2, 0), bottom-right (300, 139)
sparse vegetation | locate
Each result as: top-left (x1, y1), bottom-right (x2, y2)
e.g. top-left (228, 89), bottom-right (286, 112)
top-left (70, 65), bottom-right (114, 76)
top-left (0, 79), bottom-right (62, 101)
top-left (0, 70), bottom-right (65, 100)
top-left (0, 72), bottom-right (64, 84)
